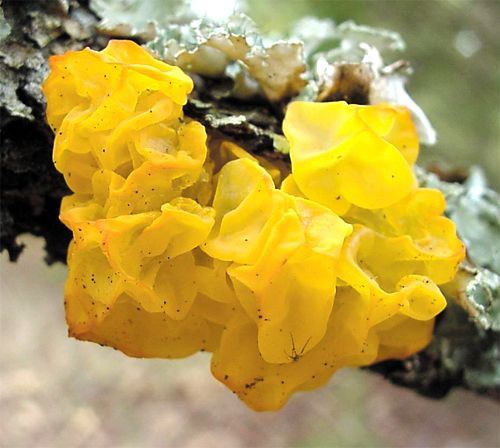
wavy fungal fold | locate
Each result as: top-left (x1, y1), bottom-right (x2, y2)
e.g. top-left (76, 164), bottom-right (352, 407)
top-left (44, 40), bottom-right (464, 411)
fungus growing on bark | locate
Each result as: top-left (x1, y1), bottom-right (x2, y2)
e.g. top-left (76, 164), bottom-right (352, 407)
top-left (44, 40), bottom-right (464, 411)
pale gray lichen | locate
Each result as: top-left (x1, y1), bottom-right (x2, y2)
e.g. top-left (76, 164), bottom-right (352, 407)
top-left (317, 20), bottom-right (405, 62)
top-left (293, 18), bottom-right (436, 145)
top-left (148, 13), bottom-right (307, 102)
top-left (0, 2), bottom-right (11, 42)
top-left (417, 166), bottom-right (500, 337)
top-left (290, 16), bottom-right (336, 60)
top-left (0, 38), bottom-right (51, 119)
top-left (0, 0), bottom-right (97, 121)
top-left (89, 0), bottom-right (195, 41)
top-left (414, 167), bottom-right (500, 391)
top-left (395, 167), bottom-right (500, 398)
top-left (418, 167), bottom-right (500, 275)
top-left (432, 300), bottom-right (499, 395)
top-left (90, 1), bottom-right (436, 134)
top-left (370, 68), bottom-right (437, 145)
top-left (463, 267), bottom-right (500, 331)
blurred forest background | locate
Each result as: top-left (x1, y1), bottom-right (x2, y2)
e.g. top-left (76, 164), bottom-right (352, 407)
top-left (1, 1), bottom-right (499, 447)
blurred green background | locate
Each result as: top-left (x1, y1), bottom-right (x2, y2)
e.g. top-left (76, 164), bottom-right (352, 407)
top-left (1, 1), bottom-right (500, 447)
top-left (249, 0), bottom-right (500, 189)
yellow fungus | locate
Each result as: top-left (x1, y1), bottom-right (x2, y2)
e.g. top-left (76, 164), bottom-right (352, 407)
top-left (45, 41), bottom-right (464, 411)
top-left (282, 101), bottom-right (418, 214)
top-left (203, 159), bottom-right (352, 363)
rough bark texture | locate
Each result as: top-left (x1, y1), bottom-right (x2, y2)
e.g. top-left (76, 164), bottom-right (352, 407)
top-left (0, 0), bottom-right (105, 263)
top-left (371, 304), bottom-right (499, 401)
top-left (1, 0), bottom-right (498, 401)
